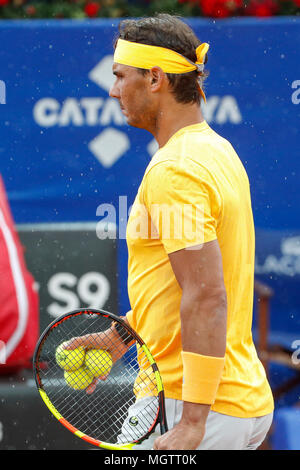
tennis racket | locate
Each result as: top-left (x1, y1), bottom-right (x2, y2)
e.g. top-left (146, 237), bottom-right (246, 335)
top-left (33, 308), bottom-right (168, 450)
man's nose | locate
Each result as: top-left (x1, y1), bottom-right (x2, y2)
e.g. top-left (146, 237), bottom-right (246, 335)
top-left (109, 82), bottom-right (119, 99)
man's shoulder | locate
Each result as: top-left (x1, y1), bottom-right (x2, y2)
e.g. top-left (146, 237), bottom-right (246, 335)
top-left (142, 152), bottom-right (215, 193)
top-left (143, 140), bottom-right (219, 182)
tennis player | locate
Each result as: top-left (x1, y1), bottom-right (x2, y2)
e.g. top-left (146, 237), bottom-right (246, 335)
top-left (107, 14), bottom-right (274, 450)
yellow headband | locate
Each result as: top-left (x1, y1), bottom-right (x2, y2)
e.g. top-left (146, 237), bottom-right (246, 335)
top-left (114, 38), bottom-right (209, 100)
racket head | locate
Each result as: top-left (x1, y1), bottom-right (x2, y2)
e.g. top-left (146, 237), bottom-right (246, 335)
top-left (33, 308), bottom-right (167, 450)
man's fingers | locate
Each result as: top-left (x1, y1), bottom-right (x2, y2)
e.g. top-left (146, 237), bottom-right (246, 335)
top-left (85, 377), bottom-right (99, 395)
top-left (85, 373), bottom-right (110, 395)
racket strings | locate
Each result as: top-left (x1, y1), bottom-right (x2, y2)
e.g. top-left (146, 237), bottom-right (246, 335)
top-left (36, 312), bottom-right (161, 445)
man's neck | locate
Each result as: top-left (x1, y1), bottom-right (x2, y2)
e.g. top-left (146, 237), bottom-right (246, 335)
top-left (153, 101), bottom-right (205, 148)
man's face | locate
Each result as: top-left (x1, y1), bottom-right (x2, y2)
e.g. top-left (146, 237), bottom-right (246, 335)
top-left (110, 63), bottom-right (155, 130)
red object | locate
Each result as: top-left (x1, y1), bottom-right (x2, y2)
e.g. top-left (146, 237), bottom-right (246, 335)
top-left (246, 0), bottom-right (279, 15)
top-left (200, 0), bottom-right (232, 17)
top-left (254, 4), bottom-right (273, 15)
top-left (25, 5), bottom-right (37, 16)
top-left (0, 176), bottom-right (39, 374)
top-left (84, 1), bottom-right (101, 17)
top-left (0, 0), bottom-right (10, 5)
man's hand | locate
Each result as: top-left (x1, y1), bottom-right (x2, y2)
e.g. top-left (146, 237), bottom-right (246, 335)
top-left (61, 324), bottom-right (132, 394)
top-left (62, 325), bottom-right (130, 364)
top-left (153, 402), bottom-right (209, 450)
top-left (153, 421), bottom-right (206, 450)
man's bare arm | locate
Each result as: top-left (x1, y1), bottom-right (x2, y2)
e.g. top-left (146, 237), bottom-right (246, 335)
top-left (153, 239), bottom-right (227, 450)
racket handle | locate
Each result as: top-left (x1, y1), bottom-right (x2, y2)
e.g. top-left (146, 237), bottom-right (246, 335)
top-left (160, 403), bottom-right (168, 434)
top-left (160, 421), bottom-right (168, 435)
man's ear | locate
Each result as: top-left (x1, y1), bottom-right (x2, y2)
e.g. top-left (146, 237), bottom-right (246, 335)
top-left (149, 66), bottom-right (165, 92)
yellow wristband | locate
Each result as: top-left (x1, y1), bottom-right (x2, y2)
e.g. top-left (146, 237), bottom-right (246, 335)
top-left (181, 351), bottom-right (225, 405)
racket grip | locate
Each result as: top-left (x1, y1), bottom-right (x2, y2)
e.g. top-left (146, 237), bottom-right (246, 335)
top-left (160, 400), bottom-right (168, 434)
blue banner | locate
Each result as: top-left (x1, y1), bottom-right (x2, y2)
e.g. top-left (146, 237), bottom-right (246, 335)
top-left (0, 17), bottom-right (299, 319)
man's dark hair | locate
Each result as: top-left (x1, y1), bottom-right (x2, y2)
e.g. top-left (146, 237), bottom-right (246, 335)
top-left (116, 14), bottom-right (209, 105)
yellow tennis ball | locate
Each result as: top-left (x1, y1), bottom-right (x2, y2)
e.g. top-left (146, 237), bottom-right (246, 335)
top-left (55, 343), bottom-right (85, 371)
top-left (64, 366), bottom-right (94, 390)
top-left (85, 349), bottom-right (113, 377)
